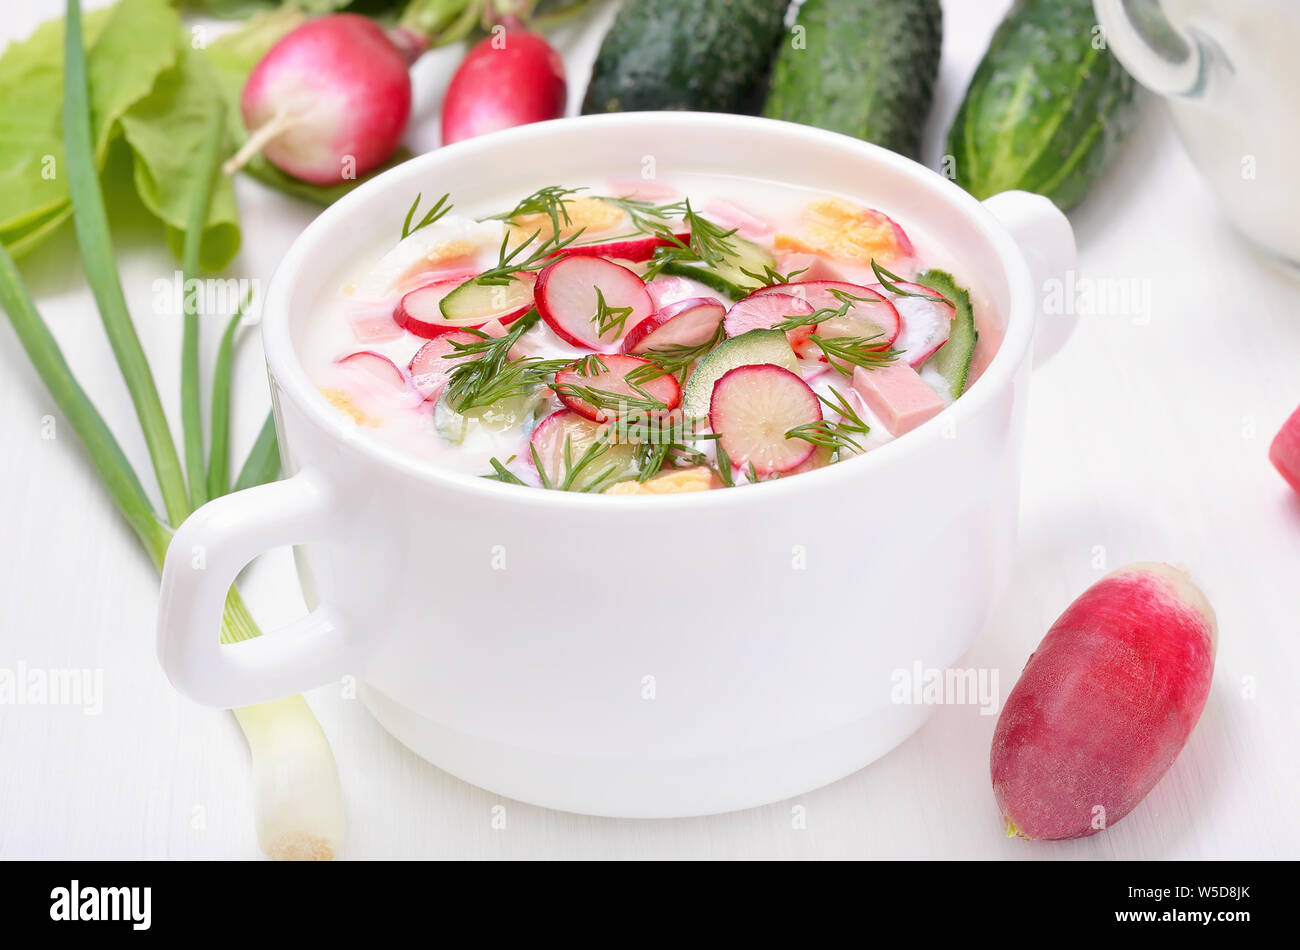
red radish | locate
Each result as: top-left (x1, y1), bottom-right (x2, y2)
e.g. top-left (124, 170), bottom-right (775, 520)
top-left (724, 293), bottom-right (816, 350)
top-left (441, 28), bottom-right (565, 144)
top-left (337, 350), bottom-right (413, 403)
top-left (1269, 405), bottom-right (1300, 495)
top-left (871, 282), bottom-right (955, 367)
top-left (228, 14), bottom-right (415, 185)
top-left (395, 274), bottom-right (534, 338)
top-left (622, 297), bottom-right (725, 355)
top-left (535, 257), bottom-right (653, 349)
top-left (553, 354), bottom-right (681, 423)
top-left (708, 364), bottom-right (820, 475)
top-left (556, 230), bottom-right (690, 264)
top-left (991, 563), bottom-right (1217, 841)
top-left (754, 281), bottom-right (899, 363)
top-left (528, 409), bottom-right (636, 489)
top-left (408, 331), bottom-right (483, 402)
top-left (646, 277), bottom-right (717, 309)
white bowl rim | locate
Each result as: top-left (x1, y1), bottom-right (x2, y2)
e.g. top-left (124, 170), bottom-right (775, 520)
top-left (261, 112), bottom-right (1034, 508)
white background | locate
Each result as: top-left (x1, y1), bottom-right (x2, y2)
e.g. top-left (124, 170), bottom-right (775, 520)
top-left (2, 0), bottom-right (1297, 859)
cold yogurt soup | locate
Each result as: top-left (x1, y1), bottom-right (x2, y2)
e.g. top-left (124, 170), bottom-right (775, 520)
top-left (302, 177), bottom-right (1000, 493)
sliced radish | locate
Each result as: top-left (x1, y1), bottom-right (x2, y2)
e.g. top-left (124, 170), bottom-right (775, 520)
top-left (535, 256), bottom-right (653, 349)
top-left (337, 350), bottom-right (414, 405)
top-left (557, 229), bottom-right (690, 264)
top-left (750, 280), bottom-right (899, 363)
top-left (869, 282), bottom-right (955, 367)
top-left (646, 276), bottom-right (718, 309)
top-left (395, 273), bottom-right (534, 339)
top-left (708, 364), bottom-right (820, 476)
top-left (553, 353), bottom-right (682, 423)
top-left (622, 297), bottom-right (725, 355)
top-left (528, 409), bottom-right (637, 490)
top-left (408, 331), bottom-right (484, 402)
top-left (724, 293), bottom-right (816, 350)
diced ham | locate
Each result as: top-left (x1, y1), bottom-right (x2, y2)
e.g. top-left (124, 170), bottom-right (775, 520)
top-left (705, 198), bottom-right (773, 238)
top-left (774, 251), bottom-right (846, 284)
top-left (852, 363), bottom-right (943, 437)
top-left (348, 302), bottom-right (403, 343)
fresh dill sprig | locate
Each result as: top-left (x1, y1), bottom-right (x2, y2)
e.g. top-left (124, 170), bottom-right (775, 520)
top-left (774, 287), bottom-right (881, 331)
top-left (573, 354), bottom-right (608, 377)
top-left (786, 387), bottom-right (872, 455)
top-left (870, 259), bottom-right (949, 303)
top-left (591, 287), bottom-right (634, 338)
top-left (443, 309), bottom-right (567, 410)
top-left (807, 333), bottom-right (901, 374)
top-left (714, 441), bottom-right (736, 487)
top-left (738, 263), bottom-right (809, 287)
top-left (485, 185), bottom-right (585, 236)
top-left (533, 429), bottom-right (626, 493)
top-left (599, 195), bottom-right (738, 269)
top-left (472, 226), bottom-right (587, 287)
top-left (483, 456), bottom-right (526, 485)
top-left (625, 323), bottom-right (726, 385)
top-left (401, 192), bottom-right (453, 240)
top-left (550, 379), bottom-right (668, 416)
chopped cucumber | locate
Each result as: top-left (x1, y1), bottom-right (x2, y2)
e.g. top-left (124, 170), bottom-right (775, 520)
top-left (682, 328), bottom-right (798, 420)
top-left (439, 275), bottom-right (533, 322)
top-left (915, 269), bottom-right (976, 401)
top-left (434, 390), bottom-right (542, 444)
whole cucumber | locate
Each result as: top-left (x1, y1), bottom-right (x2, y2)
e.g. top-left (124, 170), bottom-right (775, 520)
top-left (947, 0), bottom-right (1140, 211)
top-left (582, 0), bottom-right (790, 114)
top-left (762, 0), bottom-right (943, 161)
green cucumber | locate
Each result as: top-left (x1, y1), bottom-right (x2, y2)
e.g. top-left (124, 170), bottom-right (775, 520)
top-left (581, 0), bottom-right (790, 114)
top-left (682, 328), bottom-right (797, 420)
top-left (661, 233), bottom-right (776, 301)
top-left (434, 390), bottom-right (541, 444)
top-left (439, 275), bottom-right (533, 322)
top-left (946, 0), bottom-right (1140, 211)
top-left (762, 0), bottom-right (943, 161)
top-left (915, 269), bottom-right (975, 401)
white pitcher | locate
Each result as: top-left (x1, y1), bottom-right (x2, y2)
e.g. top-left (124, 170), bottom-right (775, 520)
top-left (1095, 0), bottom-right (1300, 269)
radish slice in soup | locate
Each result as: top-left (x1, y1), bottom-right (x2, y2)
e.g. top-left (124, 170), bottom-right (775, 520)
top-left (553, 354), bottom-right (681, 423)
top-left (622, 297), bottom-right (725, 355)
top-left (535, 256), bottom-right (654, 349)
top-left (709, 364), bottom-right (820, 476)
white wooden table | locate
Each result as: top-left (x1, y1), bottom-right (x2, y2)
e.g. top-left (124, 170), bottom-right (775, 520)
top-left (2, 0), bottom-right (1297, 859)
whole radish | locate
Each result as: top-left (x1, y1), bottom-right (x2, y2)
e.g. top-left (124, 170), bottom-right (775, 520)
top-left (441, 24), bottom-right (567, 144)
top-left (227, 14), bottom-right (419, 185)
top-left (1270, 404), bottom-right (1300, 495)
top-left (232, 15), bottom-right (414, 184)
top-left (991, 563), bottom-right (1217, 841)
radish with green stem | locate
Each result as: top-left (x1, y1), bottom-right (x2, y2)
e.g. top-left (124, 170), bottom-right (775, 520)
top-left (0, 0), bottom-right (344, 860)
top-left (225, 14), bottom-right (416, 185)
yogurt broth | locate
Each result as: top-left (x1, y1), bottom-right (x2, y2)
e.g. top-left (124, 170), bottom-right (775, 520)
top-left (299, 175), bottom-right (1000, 494)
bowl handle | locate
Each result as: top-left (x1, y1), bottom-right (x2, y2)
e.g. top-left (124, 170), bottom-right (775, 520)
top-left (156, 467), bottom-right (356, 708)
top-left (982, 190), bottom-right (1078, 367)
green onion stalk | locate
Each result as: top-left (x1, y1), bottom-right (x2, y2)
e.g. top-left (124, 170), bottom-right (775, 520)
top-left (0, 0), bottom-right (343, 859)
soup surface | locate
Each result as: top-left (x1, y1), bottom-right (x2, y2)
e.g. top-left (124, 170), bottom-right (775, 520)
top-left (301, 174), bottom-right (1000, 493)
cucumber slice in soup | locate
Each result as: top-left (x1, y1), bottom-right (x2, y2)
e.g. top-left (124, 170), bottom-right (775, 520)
top-left (682, 328), bottom-right (798, 420)
top-left (434, 389), bottom-right (541, 444)
top-left (662, 233), bottom-right (776, 301)
top-left (915, 269), bottom-right (977, 401)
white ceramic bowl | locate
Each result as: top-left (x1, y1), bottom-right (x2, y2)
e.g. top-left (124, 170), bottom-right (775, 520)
top-left (157, 113), bottom-right (1075, 818)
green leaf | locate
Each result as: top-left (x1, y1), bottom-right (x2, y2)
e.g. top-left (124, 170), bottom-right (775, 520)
top-left (0, 0), bottom-right (180, 255)
top-left (118, 46), bottom-right (241, 271)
